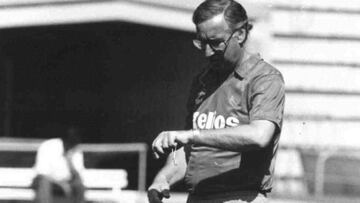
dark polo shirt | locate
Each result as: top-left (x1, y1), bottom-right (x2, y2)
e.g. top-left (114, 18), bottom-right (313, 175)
top-left (184, 54), bottom-right (285, 195)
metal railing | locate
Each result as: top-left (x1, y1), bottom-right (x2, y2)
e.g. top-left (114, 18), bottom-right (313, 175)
top-left (275, 146), bottom-right (360, 199)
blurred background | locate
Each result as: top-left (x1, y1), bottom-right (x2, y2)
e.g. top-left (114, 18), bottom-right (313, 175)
top-left (0, 0), bottom-right (359, 202)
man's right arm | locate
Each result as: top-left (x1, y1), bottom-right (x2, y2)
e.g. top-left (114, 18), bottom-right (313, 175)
top-left (148, 147), bottom-right (187, 202)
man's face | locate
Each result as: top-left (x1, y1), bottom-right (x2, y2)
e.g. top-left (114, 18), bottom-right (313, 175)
top-left (195, 14), bottom-right (241, 67)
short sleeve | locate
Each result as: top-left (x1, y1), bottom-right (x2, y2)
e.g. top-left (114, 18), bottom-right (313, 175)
top-left (249, 74), bottom-right (285, 130)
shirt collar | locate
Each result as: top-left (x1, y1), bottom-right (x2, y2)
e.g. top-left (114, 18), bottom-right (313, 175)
top-left (234, 53), bottom-right (262, 79)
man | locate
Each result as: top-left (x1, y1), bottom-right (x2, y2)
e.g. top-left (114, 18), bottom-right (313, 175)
top-left (32, 126), bottom-right (85, 203)
top-left (149, 0), bottom-right (285, 202)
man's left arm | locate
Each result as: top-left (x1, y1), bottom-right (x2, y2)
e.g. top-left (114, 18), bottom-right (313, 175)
top-left (153, 73), bottom-right (285, 155)
top-left (153, 120), bottom-right (274, 154)
top-left (193, 120), bottom-right (276, 151)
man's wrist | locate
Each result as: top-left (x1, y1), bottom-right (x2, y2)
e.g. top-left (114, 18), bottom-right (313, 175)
top-left (153, 174), bottom-right (168, 184)
top-left (190, 129), bottom-right (200, 144)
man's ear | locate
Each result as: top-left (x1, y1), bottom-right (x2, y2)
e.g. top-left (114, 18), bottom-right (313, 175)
top-left (235, 28), bottom-right (246, 45)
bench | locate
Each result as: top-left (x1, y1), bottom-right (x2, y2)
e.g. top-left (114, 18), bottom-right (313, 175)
top-left (0, 167), bottom-right (128, 202)
top-left (0, 139), bottom-right (148, 202)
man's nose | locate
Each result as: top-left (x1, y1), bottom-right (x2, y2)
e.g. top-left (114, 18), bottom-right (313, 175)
top-left (204, 44), bottom-right (215, 58)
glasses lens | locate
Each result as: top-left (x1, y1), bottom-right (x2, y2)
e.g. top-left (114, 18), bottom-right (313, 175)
top-left (209, 40), bottom-right (224, 51)
top-left (193, 39), bottom-right (223, 51)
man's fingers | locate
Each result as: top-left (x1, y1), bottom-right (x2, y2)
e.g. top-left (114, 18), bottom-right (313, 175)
top-left (162, 132), bottom-right (169, 149)
top-left (161, 189), bottom-right (170, 199)
top-left (152, 132), bottom-right (175, 158)
top-left (148, 189), bottom-right (163, 203)
top-left (147, 188), bottom-right (171, 203)
top-left (153, 151), bottom-right (160, 159)
top-left (154, 145), bottom-right (164, 156)
top-left (168, 133), bottom-right (177, 148)
top-left (162, 132), bottom-right (177, 149)
top-left (152, 137), bottom-right (165, 155)
top-left (152, 131), bottom-right (182, 159)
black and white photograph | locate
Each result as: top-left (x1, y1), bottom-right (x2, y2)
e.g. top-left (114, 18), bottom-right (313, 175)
top-left (0, 0), bottom-right (359, 203)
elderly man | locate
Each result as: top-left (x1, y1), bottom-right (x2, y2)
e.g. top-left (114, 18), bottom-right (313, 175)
top-left (149, 0), bottom-right (285, 202)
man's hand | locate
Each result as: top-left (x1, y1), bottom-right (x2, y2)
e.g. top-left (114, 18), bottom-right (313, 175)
top-left (147, 176), bottom-right (171, 203)
top-left (148, 189), bottom-right (170, 203)
top-left (152, 130), bottom-right (194, 159)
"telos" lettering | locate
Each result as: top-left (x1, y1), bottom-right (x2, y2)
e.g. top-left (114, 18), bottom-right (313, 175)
top-left (193, 111), bottom-right (240, 129)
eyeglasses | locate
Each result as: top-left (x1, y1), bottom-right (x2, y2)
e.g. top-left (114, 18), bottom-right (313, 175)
top-left (192, 23), bottom-right (248, 52)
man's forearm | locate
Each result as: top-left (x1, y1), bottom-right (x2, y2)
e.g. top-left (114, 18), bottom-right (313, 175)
top-left (152, 121), bottom-right (275, 159)
top-left (192, 120), bottom-right (275, 151)
top-left (153, 163), bottom-right (184, 186)
top-left (151, 148), bottom-right (187, 187)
